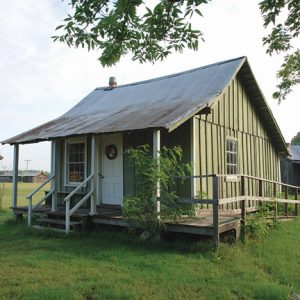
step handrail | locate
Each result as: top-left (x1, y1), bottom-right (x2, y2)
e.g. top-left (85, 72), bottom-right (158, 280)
top-left (26, 175), bottom-right (55, 227)
top-left (64, 173), bottom-right (94, 233)
top-left (27, 175), bottom-right (55, 198)
top-left (64, 173), bottom-right (93, 203)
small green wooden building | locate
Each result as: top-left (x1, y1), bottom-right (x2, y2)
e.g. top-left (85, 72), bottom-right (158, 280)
top-left (2, 57), bottom-right (288, 211)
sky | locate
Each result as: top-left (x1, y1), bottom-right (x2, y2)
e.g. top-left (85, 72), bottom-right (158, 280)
top-left (0, 0), bottom-right (299, 171)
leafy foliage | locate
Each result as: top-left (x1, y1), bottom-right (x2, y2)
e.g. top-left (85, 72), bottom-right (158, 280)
top-left (244, 202), bottom-right (276, 239)
top-left (291, 131), bottom-right (300, 145)
top-left (123, 145), bottom-right (192, 233)
top-left (259, 0), bottom-right (300, 102)
top-left (52, 0), bottom-right (209, 66)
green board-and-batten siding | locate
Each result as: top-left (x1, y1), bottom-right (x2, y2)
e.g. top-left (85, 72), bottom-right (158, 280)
top-left (123, 122), bottom-right (191, 199)
top-left (193, 75), bottom-right (280, 200)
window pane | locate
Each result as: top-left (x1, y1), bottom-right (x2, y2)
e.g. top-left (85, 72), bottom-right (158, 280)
top-left (226, 139), bottom-right (237, 174)
top-left (67, 142), bottom-right (85, 183)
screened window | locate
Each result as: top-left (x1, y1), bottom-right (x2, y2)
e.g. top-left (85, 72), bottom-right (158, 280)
top-left (226, 139), bottom-right (238, 174)
top-left (66, 142), bottom-right (86, 184)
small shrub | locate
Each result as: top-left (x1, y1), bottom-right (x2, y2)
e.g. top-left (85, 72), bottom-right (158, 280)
top-left (123, 145), bottom-right (192, 234)
top-left (244, 202), bottom-right (275, 239)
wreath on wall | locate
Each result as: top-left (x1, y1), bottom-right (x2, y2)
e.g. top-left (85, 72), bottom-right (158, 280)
top-left (105, 144), bottom-right (118, 160)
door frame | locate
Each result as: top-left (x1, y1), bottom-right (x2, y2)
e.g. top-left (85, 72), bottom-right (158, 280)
top-left (97, 133), bottom-right (124, 206)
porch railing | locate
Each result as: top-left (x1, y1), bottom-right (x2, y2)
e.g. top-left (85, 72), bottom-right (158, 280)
top-left (64, 173), bottom-right (95, 233)
top-left (175, 174), bottom-right (300, 246)
top-left (27, 175), bottom-right (55, 227)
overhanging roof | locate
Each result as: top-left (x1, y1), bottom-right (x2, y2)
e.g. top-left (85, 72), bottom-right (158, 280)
top-left (2, 56), bottom-right (288, 154)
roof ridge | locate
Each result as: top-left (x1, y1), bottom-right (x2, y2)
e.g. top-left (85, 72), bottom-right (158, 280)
top-left (95, 56), bottom-right (246, 91)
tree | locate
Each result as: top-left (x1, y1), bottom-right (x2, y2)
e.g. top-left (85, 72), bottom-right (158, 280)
top-left (291, 131), bottom-right (300, 145)
top-left (54, 1), bottom-right (299, 101)
top-left (259, 0), bottom-right (300, 102)
top-left (52, 0), bottom-right (209, 66)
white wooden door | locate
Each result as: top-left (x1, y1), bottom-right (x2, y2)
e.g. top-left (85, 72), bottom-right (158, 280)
top-left (101, 133), bottom-right (123, 205)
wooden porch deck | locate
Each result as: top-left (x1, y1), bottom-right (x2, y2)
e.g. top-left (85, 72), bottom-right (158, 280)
top-left (12, 205), bottom-right (241, 238)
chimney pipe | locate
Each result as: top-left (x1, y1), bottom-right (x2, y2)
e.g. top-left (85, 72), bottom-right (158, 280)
top-left (109, 77), bottom-right (117, 88)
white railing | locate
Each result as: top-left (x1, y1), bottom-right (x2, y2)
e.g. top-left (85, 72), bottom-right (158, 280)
top-left (64, 173), bottom-right (95, 233)
top-left (27, 175), bottom-right (55, 227)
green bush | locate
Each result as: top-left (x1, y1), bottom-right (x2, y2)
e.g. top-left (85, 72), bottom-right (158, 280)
top-left (245, 202), bottom-right (276, 239)
top-left (123, 145), bottom-right (192, 234)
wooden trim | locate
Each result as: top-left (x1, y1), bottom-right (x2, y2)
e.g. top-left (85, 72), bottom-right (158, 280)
top-left (64, 136), bottom-right (87, 187)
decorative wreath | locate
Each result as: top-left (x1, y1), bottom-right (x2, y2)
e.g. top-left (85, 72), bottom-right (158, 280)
top-left (105, 144), bottom-right (118, 160)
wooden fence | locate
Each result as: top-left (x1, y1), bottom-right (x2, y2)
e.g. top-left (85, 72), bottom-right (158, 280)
top-left (176, 174), bottom-right (300, 246)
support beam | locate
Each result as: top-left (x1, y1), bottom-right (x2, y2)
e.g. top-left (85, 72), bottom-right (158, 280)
top-left (240, 176), bottom-right (246, 242)
top-left (190, 117), bottom-right (196, 198)
top-left (90, 135), bottom-right (96, 215)
top-left (12, 144), bottom-right (19, 209)
top-left (51, 140), bottom-right (57, 211)
top-left (212, 176), bottom-right (219, 247)
top-left (153, 128), bottom-right (161, 219)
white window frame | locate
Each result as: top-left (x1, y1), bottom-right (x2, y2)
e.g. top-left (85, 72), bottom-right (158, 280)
top-left (64, 137), bottom-right (87, 186)
top-left (226, 137), bottom-right (238, 175)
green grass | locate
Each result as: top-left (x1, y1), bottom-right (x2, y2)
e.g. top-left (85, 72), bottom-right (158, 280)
top-left (0, 182), bottom-right (50, 209)
top-left (0, 186), bottom-right (299, 299)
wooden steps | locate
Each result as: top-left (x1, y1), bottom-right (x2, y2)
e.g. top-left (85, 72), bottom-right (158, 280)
top-left (35, 218), bottom-right (83, 231)
top-left (31, 225), bottom-right (73, 233)
top-left (37, 218), bottom-right (82, 226)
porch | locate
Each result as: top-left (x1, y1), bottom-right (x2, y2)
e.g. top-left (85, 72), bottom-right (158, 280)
top-left (12, 204), bottom-right (242, 239)
top-left (10, 172), bottom-right (300, 246)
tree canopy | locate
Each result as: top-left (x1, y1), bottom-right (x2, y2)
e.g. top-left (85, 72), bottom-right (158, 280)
top-left (291, 131), bottom-right (300, 145)
top-left (259, 0), bottom-right (300, 102)
top-left (53, 0), bottom-right (209, 67)
top-left (54, 0), bottom-right (299, 101)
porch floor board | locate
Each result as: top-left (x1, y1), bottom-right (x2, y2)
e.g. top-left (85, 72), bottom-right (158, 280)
top-left (12, 205), bottom-right (241, 237)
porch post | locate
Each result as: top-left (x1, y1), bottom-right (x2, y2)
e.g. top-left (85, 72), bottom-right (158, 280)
top-left (153, 128), bottom-right (161, 219)
top-left (51, 140), bottom-right (57, 211)
top-left (90, 135), bottom-right (96, 215)
top-left (12, 144), bottom-right (19, 209)
top-left (212, 175), bottom-right (219, 247)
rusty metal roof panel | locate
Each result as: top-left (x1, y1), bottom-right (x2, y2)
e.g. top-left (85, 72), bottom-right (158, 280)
top-left (3, 57), bottom-right (246, 144)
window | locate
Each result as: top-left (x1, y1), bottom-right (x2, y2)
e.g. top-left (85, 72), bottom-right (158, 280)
top-left (66, 140), bottom-right (86, 184)
top-left (226, 139), bottom-right (238, 174)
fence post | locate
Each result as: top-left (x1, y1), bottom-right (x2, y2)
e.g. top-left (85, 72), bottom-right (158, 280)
top-left (240, 176), bottom-right (246, 242)
top-left (273, 182), bottom-right (277, 223)
top-left (295, 188), bottom-right (298, 216)
top-left (213, 176), bottom-right (219, 247)
top-left (258, 179), bottom-right (263, 208)
top-left (284, 185), bottom-right (288, 216)
top-left (65, 200), bottom-right (70, 234)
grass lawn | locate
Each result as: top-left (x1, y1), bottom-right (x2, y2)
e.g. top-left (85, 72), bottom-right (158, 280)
top-left (0, 182), bottom-right (50, 209)
top-left (0, 184), bottom-right (299, 299)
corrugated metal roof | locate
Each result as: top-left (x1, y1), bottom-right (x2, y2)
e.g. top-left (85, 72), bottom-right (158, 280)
top-left (1, 56), bottom-right (288, 154)
top-left (289, 145), bottom-right (300, 162)
top-left (2, 57), bottom-right (245, 144)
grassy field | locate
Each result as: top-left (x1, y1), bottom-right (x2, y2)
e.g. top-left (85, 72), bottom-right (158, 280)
top-left (0, 184), bottom-right (299, 299)
top-left (0, 182), bottom-right (50, 209)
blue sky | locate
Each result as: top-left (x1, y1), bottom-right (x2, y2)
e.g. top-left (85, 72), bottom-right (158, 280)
top-left (0, 0), bottom-right (299, 171)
